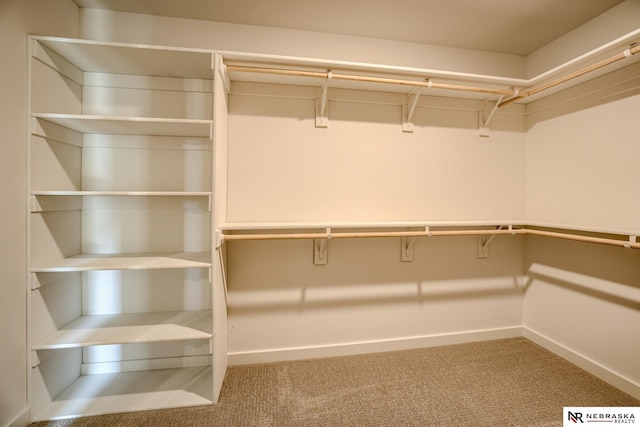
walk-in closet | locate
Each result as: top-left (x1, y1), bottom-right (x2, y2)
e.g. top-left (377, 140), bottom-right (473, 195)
top-left (2, 1), bottom-right (639, 425)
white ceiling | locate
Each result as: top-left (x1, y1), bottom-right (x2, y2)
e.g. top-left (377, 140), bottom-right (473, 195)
top-left (73, 0), bottom-right (625, 56)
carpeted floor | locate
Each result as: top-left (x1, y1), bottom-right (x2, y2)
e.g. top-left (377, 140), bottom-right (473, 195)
top-left (31, 338), bottom-right (639, 426)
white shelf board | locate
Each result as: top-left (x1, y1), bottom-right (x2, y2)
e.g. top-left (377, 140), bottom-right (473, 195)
top-left (32, 113), bottom-right (212, 138)
top-left (31, 252), bottom-right (212, 273)
top-left (32, 191), bottom-right (212, 197)
top-left (220, 219), bottom-right (527, 231)
top-left (221, 220), bottom-right (639, 242)
top-left (31, 366), bottom-right (213, 422)
top-left (33, 310), bottom-right (212, 350)
top-left (34, 36), bottom-right (215, 80)
top-left (524, 221), bottom-right (640, 239)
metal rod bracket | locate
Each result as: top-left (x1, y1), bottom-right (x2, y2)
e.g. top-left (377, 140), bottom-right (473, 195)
top-left (477, 235), bottom-right (490, 258)
top-left (479, 95), bottom-right (505, 137)
top-left (315, 72), bottom-right (331, 127)
top-left (402, 84), bottom-right (427, 132)
top-left (401, 236), bottom-right (417, 262)
top-left (214, 230), bottom-right (224, 248)
top-left (624, 235), bottom-right (637, 248)
top-left (314, 238), bottom-right (328, 265)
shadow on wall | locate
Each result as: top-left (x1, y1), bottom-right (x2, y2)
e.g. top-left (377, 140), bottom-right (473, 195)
top-left (523, 234), bottom-right (640, 310)
top-left (226, 235), bottom-right (526, 313)
top-left (526, 61), bottom-right (640, 130)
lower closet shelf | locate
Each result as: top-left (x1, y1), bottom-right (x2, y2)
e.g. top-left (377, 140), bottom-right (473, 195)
top-left (32, 310), bottom-right (213, 350)
top-left (31, 252), bottom-right (212, 272)
top-left (32, 366), bottom-right (213, 422)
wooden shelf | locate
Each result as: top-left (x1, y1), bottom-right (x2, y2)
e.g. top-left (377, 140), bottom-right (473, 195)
top-left (31, 366), bottom-right (213, 422)
top-left (32, 310), bottom-right (212, 350)
top-left (34, 36), bottom-right (215, 80)
top-left (31, 252), bottom-right (212, 273)
top-left (32, 113), bottom-right (213, 138)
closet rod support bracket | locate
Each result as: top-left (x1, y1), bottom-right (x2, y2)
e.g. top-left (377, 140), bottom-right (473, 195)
top-left (479, 95), bottom-right (506, 137)
top-left (315, 72), bottom-right (331, 128)
top-left (402, 83), bottom-right (428, 133)
top-left (477, 235), bottom-right (490, 258)
top-left (314, 238), bottom-right (328, 265)
top-left (624, 235), bottom-right (637, 249)
top-left (401, 236), bottom-right (417, 262)
top-left (215, 231), bottom-right (224, 249)
top-left (478, 225), bottom-right (509, 258)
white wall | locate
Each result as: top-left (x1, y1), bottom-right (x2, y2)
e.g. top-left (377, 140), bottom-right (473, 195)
top-left (523, 236), bottom-right (640, 398)
top-left (79, 9), bottom-right (526, 79)
top-left (227, 86), bottom-right (526, 223)
top-left (0, 1), bottom-right (79, 426)
top-left (525, 69), bottom-right (640, 234)
top-left (526, 0), bottom-right (640, 78)
top-left (522, 61), bottom-right (640, 399)
top-left (227, 235), bottom-right (525, 363)
top-left (225, 82), bottom-right (527, 361)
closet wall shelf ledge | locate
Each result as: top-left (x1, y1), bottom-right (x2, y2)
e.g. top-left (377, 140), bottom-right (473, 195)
top-left (219, 220), bottom-right (526, 231)
top-left (218, 222), bottom-right (640, 250)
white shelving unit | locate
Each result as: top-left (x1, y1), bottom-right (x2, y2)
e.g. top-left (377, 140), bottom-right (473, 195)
top-left (27, 36), bottom-right (223, 421)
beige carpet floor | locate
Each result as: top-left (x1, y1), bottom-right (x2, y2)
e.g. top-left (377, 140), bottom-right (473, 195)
top-left (31, 338), bottom-right (639, 426)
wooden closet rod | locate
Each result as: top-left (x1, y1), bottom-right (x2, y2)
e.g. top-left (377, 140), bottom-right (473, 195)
top-left (221, 227), bottom-right (640, 249)
top-left (226, 65), bottom-right (516, 96)
top-left (524, 228), bottom-right (640, 249)
top-left (499, 43), bottom-right (640, 107)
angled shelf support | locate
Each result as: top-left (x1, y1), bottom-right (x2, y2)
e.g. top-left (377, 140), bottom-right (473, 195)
top-left (479, 95), bottom-right (505, 137)
top-left (401, 236), bottom-right (417, 262)
top-left (313, 228), bottom-right (331, 264)
top-left (316, 72), bottom-right (331, 128)
top-left (314, 238), bottom-right (328, 265)
top-left (402, 83), bottom-right (428, 133)
top-left (214, 230), bottom-right (224, 249)
top-left (478, 225), bottom-right (517, 258)
top-left (213, 53), bottom-right (231, 93)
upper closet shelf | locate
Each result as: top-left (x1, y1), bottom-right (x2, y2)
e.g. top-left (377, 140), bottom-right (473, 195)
top-left (221, 30), bottom-right (640, 104)
top-left (31, 252), bottom-right (212, 273)
top-left (33, 36), bottom-right (216, 79)
top-left (220, 220), bottom-right (527, 231)
top-left (32, 114), bottom-right (213, 138)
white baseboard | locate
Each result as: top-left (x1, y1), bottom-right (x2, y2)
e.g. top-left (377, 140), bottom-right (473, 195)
top-left (5, 408), bottom-right (29, 427)
top-left (523, 327), bottom-right (640, 400)
top-left (228, 326), bottom-right (523, 365)
top-left (229, 327), bottom-right (640, 401)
